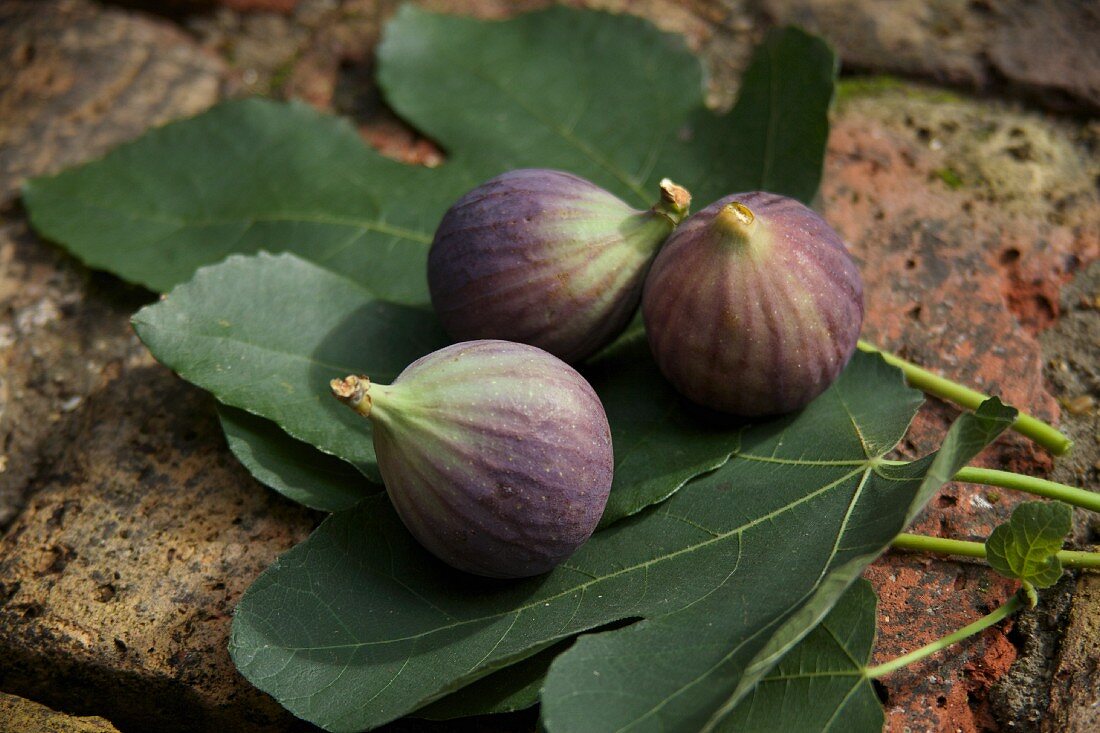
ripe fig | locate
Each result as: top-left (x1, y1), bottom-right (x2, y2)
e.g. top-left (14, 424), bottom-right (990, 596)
top-left (331, 340), bottom-right (613, 579)
top-left (642, 192), bottom-right (864, 416)
top-left (428, 169), bottom-right (691, 363)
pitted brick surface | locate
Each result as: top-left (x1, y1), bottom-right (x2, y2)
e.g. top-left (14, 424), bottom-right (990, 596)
top-left (0, 2), bottom-right (1097, 731)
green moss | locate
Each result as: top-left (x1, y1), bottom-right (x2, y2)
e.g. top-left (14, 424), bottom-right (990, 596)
top-left (836, 75), bottom-right (965, 105)
top-left (835, 75), bottom-right (906, 102)
top-left (268, 57), bottom-right (297, 96)
top-left (934, 167), bottom-right (965, 190)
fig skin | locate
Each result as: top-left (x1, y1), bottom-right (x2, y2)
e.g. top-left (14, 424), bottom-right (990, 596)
top-left (642, 192), bottom-right (864, 416)
top-left (331, 340), bottom-right (613, 579)
top-left (428, 169), bottom-right (690, 364)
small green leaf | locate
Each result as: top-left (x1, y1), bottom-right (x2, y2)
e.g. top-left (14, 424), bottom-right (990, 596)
top-left (717, 579), bottom-right (883, 733)
top-left (217, 405), bottom-right (378, 512)
top-left (986, 500), bottom-right (1072, 590)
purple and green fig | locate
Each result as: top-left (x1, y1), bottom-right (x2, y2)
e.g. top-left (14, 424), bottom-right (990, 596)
top-left (331, 340), bottom-right (613, 579)
top-left (642, 192), bottom-right (864, 416)
top-left (428, 168), bottom-right (691, 363)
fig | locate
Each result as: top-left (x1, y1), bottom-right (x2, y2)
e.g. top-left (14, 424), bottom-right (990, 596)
top-left (331, 340), bottom-right (613, 579)
top-left (642, 192), bottom-right (863, 416)
top-left (428, 169), bottom-right (691, 363)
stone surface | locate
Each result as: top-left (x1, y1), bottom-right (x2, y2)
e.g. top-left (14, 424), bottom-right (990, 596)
top-left (0, 0), bottom-right (224, 204)
top-left (0, 691), bottom-right (121, 732)
top-left (823, 85), bottom-right (1099, 732)
top-left (1047, 570), bottom-right (1100, 733)
top-left (0, 1), bottom-right (1097, 732)
top-left (1032, 260), bottom-right (1100, 733)
top-left (758, 0), bottom-right (1100, 113)
top-left (0, 363), bottom-right (320, 732)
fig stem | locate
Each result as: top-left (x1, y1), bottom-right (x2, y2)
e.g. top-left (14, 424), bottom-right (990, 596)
top-left (891, 533), bottom-right (1100, 570)
top-left (856, 340), bottom-right (1072, 456)
top-left (863, 590), bottom-right (1024, 679)
top-left (330, 375), bottom-right (372, 418)
top-left (654, 178), bottom-right (691, 225)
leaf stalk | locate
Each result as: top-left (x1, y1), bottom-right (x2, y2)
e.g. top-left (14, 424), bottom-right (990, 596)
top-left (857, 340), bottom-right (1072, 456)
top-left (890, 533), bottom-right (1100, 570)
top-left (864, 592), bottom-right (1024, 679)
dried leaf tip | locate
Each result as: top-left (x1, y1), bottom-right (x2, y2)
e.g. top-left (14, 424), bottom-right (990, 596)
top-left (331, 375), bottom-right (372, 417)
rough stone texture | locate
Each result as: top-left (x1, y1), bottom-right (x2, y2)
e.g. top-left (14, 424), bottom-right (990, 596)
top-left (0, 362), bottom-right (321, 731)
top-left (1030, 260), bottom-right (1100, 733)
top-left (0, 0), bottom-right (224, 204)
top-left (825, 85), bottom-right (1099, 732)
top-left (0, 1), bottom-right (314, 730)
top-left (987, 577), bottom-right (1075, 733)
top-left (0, 691), bottom-right (121, 732)
top-left (0, 1), bottom-right (1097, 732)
top-left (1047, 570), bottom-right (1100, 733)
top-left (758, 0), bottom-right (1100, 114)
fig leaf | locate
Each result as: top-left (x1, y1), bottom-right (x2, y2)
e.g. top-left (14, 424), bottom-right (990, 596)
top-left (714, 579), bottom-right (884, 733)
top-left (217, 405), bottom-right (379, 513)
top-left (423, 580), bottom-right (885, 731)
top-left (986, 501), bottom-right (1072, 598)
top-left (228, 364), bottom-right (1015, 731)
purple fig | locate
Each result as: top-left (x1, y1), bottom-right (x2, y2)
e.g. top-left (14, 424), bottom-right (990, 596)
top-left (428, 169), bottom-right (691, 363)
top-left (642, 192), bottom-right (864, 416)
top-left (331, 340), bottom-right (613, 579)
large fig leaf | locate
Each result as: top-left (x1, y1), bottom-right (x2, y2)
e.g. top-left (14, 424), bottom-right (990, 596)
top-left (25, 7), bottom-right (834, 306)
top-left (228, 360), bottom-right (1014, 732)
top-left (378, 9), bottom-right (835, 208)
top-left (539, 398), bottom-right (1015, 733)
top-left (420, 581), bottom-right (885, 730)
top-left (132, 253), bottom-right (744, 522)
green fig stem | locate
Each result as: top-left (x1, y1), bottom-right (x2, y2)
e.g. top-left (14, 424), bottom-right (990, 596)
top-left (653, 178), bottom-right (691, 225)
top-left (713, 201), bottom-right (757, 244)
top-left (856, 340), bottom-right (1072, 456)
top-left (891, 533), bottom-right (1100, 570)
top-left (331, 375), bottom-right (372, 418)
top-left (864, 591), bottom-right (1024, 679)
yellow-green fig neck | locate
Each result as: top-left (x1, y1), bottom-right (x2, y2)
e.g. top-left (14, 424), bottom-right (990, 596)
top-left (709, 200), bottom-right (771, 258)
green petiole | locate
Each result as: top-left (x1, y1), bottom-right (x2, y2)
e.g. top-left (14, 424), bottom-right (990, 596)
top-left (864, 591), bottom-right (1024, 679)
top-left (880, 463), bottom-right (1100, 514)
top-left (857, 340), bottom-right (1072, 456)
top-left (891, 533), bottom-right (1100, 570)
top-left (953, 466), bottom-right (1100, 513)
